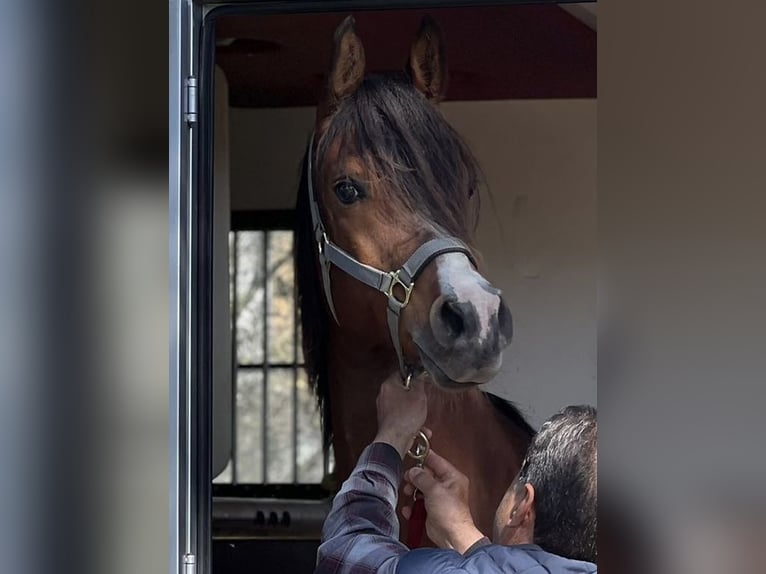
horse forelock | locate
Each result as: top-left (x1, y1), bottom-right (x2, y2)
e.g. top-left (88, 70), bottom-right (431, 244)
top-left (317, 73), bottom-right (482, 243)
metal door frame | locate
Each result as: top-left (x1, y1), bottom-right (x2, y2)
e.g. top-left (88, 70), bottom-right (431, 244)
top-left (170, 2), bottom-right (593, 573)
top-left (171, 2), bottom-right (206, 574)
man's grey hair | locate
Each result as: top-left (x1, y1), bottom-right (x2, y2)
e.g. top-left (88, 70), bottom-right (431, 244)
top-left (515, 405), bottom-right (597, 563)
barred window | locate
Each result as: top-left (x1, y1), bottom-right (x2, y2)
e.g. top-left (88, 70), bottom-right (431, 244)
top-left (214, 212), bottom-right (331, 487)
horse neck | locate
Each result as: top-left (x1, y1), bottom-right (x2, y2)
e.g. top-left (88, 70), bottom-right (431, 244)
top-left (420, 387), bottom-right (530, 536)
top-left (326, 334), bottom-right (394, 479)
top-left (327, 337), bottom-right (530, 535)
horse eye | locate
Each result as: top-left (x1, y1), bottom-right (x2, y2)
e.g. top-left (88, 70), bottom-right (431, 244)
top-left (334, 180), bottom-right (362, 205)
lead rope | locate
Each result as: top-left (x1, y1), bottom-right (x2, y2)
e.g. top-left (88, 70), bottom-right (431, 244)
top-left (405, 429), bottom-right (430, 548)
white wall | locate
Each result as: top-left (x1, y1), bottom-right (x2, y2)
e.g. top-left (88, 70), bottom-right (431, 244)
top-left (445, 101), bottom-right (597, 426)
top-left (229, 99), bottom-right (596, 428)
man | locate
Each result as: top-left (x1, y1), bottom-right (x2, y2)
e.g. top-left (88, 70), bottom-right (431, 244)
top-left (401, 405), bottom-right (598, 566)
top-left (315, 374), bottom-right (597, 573)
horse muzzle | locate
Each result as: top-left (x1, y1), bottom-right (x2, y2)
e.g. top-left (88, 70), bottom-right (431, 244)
top-left (412, 258), bottom-right (513, 387)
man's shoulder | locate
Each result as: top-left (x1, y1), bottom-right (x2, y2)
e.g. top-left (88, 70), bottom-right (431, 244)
top-left (396, 544), bottom-right (597, 574)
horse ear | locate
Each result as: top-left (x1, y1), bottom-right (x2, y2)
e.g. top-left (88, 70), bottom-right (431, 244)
top-left (327, 16), bottom-right (366, 108)
top-left (407, 16), bottom-right (447, 103)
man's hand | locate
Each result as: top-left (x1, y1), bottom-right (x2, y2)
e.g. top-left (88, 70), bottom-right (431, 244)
top-left (402, 449), bottom-right (485, 553)
top-left (374, 372), bottom-right (428, 459)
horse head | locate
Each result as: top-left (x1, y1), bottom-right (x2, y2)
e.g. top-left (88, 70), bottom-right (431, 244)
top-left (298, 16), bottom-right (513, 393)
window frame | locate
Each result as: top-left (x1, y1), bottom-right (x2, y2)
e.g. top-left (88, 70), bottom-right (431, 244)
top-left (213, 209), bottom-right (331, 500)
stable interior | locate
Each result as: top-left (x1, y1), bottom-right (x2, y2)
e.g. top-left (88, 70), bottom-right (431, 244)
top-left (209, 5), bottom-right (596, 573)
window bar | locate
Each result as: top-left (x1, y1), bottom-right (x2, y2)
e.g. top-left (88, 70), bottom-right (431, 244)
top-left (292, 243), bottom-right (299, 484)
top-left (231, 232), bottom-right (239, 484)
top-left (323, 443), bottom-right (330, 482)
top-left (262, 231), bottom-right (269, 483)
top-left (238, 362), bottom-right (301, 370)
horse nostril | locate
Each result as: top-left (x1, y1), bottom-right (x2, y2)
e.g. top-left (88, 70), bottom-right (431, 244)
top-left (429, 296), bottom-right (480, 347)
top-left (497, 299), bottom-right (513, 342)
top-left (440, 300), bottom-right (466, 339)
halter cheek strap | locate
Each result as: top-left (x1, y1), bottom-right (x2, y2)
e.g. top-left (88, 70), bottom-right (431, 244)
top-left (306, 134), bottom-right (476, 378)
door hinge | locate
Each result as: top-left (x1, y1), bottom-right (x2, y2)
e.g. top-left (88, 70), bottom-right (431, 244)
top-left (183, 553), bottom-right (196, 574)
top-left (184, 77), bottom-right (198, 126)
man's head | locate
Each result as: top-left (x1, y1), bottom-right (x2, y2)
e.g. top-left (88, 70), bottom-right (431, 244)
top-left (493, 405), bottom-right (597, 563)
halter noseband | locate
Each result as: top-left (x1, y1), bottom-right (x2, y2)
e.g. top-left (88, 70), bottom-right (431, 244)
top-left (306, 133), bottom-right (476, 379)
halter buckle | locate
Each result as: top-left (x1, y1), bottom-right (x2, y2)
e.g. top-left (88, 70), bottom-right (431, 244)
top-left (406, 430), bottom-right (430, 463)
top-left (316, 231), bottom-right (328, 256)
top-left (385, 269), bottom-right (414, 309)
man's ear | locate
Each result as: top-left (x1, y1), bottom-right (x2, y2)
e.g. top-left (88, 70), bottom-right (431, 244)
top-left (407, 16), bottom-right (447, 103)
top-left (510, 483), bottom-right (535, 527)
top-left (326, 16), bottom-right (366, 111)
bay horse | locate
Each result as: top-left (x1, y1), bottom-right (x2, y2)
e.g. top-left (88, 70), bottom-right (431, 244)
top-left (295, 15), bottom-right (535, 543)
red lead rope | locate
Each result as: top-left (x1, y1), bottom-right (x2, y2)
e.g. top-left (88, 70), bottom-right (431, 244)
top-left (407, 497), bottom-right (428, 548)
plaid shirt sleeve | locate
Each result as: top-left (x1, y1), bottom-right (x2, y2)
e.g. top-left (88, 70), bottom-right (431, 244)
top-left (315, 442), bottom-right (409, 574)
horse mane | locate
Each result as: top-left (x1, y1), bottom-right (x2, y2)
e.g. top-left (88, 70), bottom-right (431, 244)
top-left (295, 72), bottom-right (534, 448)
top-left (484, 391), bottom-right (537, 439)
top-left (295, 144), bottom-right (333, 447)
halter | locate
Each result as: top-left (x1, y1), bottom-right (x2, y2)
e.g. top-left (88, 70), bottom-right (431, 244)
top-left (306, 134), bottom-right (476, 379)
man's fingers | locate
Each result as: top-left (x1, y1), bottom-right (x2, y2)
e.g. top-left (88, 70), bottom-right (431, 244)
top-left (401, 505), bottom-right (411, 520)
top-left (381, 371), bottom-right (428, 397)
top-left (407, 466), bottom-right (438, 493)
top-left (424, 449), bottom-right (461, 481)
top-left (403, 482), bottom-right (415, 497)
top-left (382, 370), bottom-right (403, 386)
top-left (409, 375), bottom-right (427, 394)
